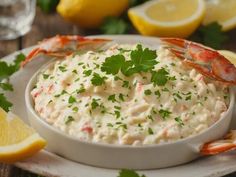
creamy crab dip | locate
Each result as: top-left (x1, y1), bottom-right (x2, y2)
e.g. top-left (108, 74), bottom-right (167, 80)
top-left (31, 44), bottom-right (229, 145)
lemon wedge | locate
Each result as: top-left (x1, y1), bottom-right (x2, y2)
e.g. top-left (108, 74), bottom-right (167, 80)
top-left (128, 0), bottom-right (206, 38)
top-left (0, 108), bottom-right (46, 163)
top-left (219, 50), bottom-right (236, 66)
top-left (203, 0), bottom-right (236, 31)
top-left (57, 0), bottom-right (129, 28)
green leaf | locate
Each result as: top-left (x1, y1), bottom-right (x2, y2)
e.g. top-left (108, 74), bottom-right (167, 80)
top-left (68, 96), bottom-right (76, 104)
top-left (0, 93), bottom-right (13, 112)
top-left (151, 68), bottom-right (169, 86)
top-left (0, 83), bottom-right (13, 91)
top-left (101, 17), bottom-right (130, 34)
top-left (91, 73), bottom-right (106, 86)
top-left (91, 99), bottom-right (99, 109)
top-left (108, 94), bottom-right (117, 103)
top-left (159, 109), bottom-right (171, 120)
top-left (65, 116), bottom-right (75, 125)
top-left (37, 0), bottom-right (59, 13)
top-left (130, 44), bottom-right (157, 72)
top-left (101, 55), bottom-right (125, 75)
top-left (118, 169), bottom-right (146, 177)
top-left (175, 116), bottom-right (184, 127)
top-left (189, 22), bottom-right (228, 49)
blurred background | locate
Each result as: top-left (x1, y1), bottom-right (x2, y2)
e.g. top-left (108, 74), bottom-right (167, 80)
top-left (0, 0), bottom-right (236, 58)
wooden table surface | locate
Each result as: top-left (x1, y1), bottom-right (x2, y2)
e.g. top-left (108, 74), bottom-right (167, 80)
top-left (1, 7), bottom-right (236, 177)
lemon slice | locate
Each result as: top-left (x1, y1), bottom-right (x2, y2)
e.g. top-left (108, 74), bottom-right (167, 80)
top-left (57, 0), bottom-right (129, 28)
top-left (203, 0), bottom-right (236, 31)
top-left (128, 0), bottom-right (206, 38)
top-left (219, 50), bottom-right (236, 66)
top-left (0, 108), bottom-right (46, 163)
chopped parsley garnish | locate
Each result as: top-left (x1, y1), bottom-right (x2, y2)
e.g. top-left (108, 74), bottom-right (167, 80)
top-left (114, 110), bottom-right (121, 118)
top-left (101, 54), bottom-right (125, 75)
top-left (119, 93), bottom-right (125, 101)
top-left (58, 66), bottom-right (67, 72)
top-left (175, 116), bottom-right (184, 127)
top-left (154, 90), bottom-right (161, 98)
top-left (43, 74), bottom-right (49, 79)
top-left (122, 80), bottom-right (129, 88)
top-left (68, 95), bottom-right (76, 104)
top-left (159, 109), bottom-right (171, 120)
top-left (91, 73), bottom-right (106, 86)
top-left (65, 116), bottom-right (75, 125)
top-left (173, 92), bottom-right (182, 100)
top-left (185, 95), bottom-right (191, 101)
top-left (144, 89), bottom-right (152, 95)
top-left (83, 69), bottom-right (92, 76)
top-left (107, 123), bottom-right (113, 127)
top-left (108, 94), bottom-right (117, 103)
top-left (151, 68), bottom-right (169, 86)
top-left (148, 127), bottom-right (154, 135)
top-left (72, 107), bottom-right (78, 112)
top-left (114, 106), bottom-right (121, 110)
top-left (0, 53), bottom-right (25, 112)
top-left (77, 87), bottom-right (85, 94)
top-left (147, 115), bottom-right (154, 121)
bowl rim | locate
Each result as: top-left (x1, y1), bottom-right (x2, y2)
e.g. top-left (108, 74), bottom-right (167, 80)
top-left (25, 39), bottom-right (235, 150)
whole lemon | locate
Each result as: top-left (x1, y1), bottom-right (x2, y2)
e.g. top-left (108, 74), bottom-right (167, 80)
top-left (57, 0), bottom-right (129, 29)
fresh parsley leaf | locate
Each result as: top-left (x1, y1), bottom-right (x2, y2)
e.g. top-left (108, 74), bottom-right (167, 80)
top-left (101, 17), bottom-right (130, 34)
top-left (159, 109), bottom-right (171, 120)
top-left (91, 73), bottom-right (106, 86)
top-left (130, 44), bottom-right (158, 72)
top-left (0, 93), bottom-right (13, 112)
top-left (0, 83), bottom-right (13, 91)
top-left (120, 45), bottom-right (158, 76)
top-left (151, 68), bottom-right (169, 86)
top-left (118, 169), bottom-right (146, 177)
top-left (189, 22), bottom-right (228, 49)
top-left (101, 55), bottom-right (125, 75)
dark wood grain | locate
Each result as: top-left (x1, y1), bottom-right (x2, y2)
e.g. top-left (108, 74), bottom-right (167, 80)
top-left (1, 6), bottom-right (236, 177)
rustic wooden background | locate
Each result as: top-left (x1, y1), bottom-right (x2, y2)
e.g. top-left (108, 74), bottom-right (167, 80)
top-left (1, 7), bottom-right (236, 177)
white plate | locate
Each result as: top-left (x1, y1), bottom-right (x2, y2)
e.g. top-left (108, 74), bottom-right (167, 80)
top-left (4, 35), bottom-right (236, 177)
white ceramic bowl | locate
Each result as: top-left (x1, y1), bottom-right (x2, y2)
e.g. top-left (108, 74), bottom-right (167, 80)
top-left (25, 36), bottom-right (235, 169)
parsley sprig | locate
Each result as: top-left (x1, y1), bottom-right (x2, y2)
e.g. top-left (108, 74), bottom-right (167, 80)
top-left (0, 53), bottom-right (25, 112)
top-left (101, 44), bottom-right (157, 77)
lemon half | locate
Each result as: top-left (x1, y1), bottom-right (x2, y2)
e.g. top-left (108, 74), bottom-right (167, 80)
top-left (203, 0), bottom-right (236, 31)
top-left (0, 108), bottom-right (46, 163)
top-left (128, 0), bottom-right (206, 38)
